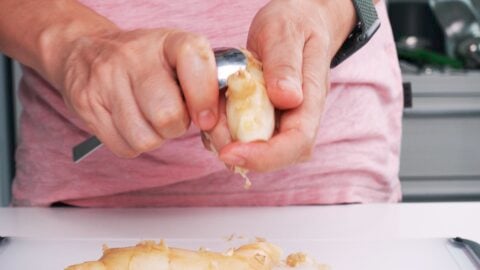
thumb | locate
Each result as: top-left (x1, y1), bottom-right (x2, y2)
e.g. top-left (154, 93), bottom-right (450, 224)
top-left (250, 29), bottom-right (304, 109)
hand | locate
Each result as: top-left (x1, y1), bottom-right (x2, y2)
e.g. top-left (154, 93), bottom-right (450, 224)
top-left (205, 0), bottom-right (356, 171)
top-left (60, 28), bottom-right (219, 158)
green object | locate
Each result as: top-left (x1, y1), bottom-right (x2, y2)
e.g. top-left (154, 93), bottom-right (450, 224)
top-left (398, 47), bottom-right (464, 69)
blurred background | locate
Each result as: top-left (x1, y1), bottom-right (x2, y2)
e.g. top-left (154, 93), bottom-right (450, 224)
top-left (1, 0), bottom-right (480, 206)
top-left (388, 0), bottom-right (480, 202)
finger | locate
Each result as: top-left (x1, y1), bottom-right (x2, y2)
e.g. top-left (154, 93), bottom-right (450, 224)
top-left (299, 34), bottom-right (329, 126)
top-left (201, 131), bottom-right (214, 152)
top-left (248, 21), bottom-right (304, 109)
top-left (66, 64), bottom-right (139, 158)
top-left (219, 129), bottom-right (312, 172)
top-left (87, 101), bottom-right (140, 158)
top-left (204, 96), bottom-right (232, 153)
top-left (164, 31), bottom-right (218, 131)
top-left (110, 71), bottom-right (165, 153)
top-left (132, 70), bottom-right (190, 140)
top-left (220, 35), bottom-right (329, 172)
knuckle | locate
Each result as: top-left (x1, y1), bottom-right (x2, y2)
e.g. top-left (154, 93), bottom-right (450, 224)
top-left (131, 136), bottom-right (162, 153)
top-left (152, 106), bottom-right (190, 139)
top-left (101, 134), bottom-right (140, 159)
top-left (68, 84), bottom-right (106, 122)
top-left (255, 15), bottom-right (302, 43)
top-left (155, 107), bottom-right (184, 128)
top-left (70, 89), bottom-right (91, 113)
top-left (179, 34), bottom-right (211, 54)
top-left (299, 134), bottom-right (315, 162)
top-left (268, 63), bottom-right (299, 78)
top-left (116, 43), bottom-right (140, 63)
top-left (189, 34), bottom-right (210, 49)
top-left (164, 121), bottom-right (189, 139)
top-left (91, 59), bottom-right (114, 79)
top-left (112, 146), bottom-right (139, 159)
top-left (117, 150), bottom-right (140, 159)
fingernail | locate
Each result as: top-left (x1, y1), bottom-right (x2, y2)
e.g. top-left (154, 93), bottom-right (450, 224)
top-left (277, 77), bottom-right (302, 93)
top-left (221, 154), bottom-right (246, 167)
top-left (224, 163), bottom-right (235, 171)
top-left (198, 110), bottom-right (215, 130)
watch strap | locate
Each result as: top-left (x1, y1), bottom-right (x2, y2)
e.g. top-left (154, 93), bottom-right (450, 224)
top-left (330, 0), bottom-right (381, 68)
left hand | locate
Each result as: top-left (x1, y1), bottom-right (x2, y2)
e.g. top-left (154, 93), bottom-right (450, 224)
top-left (205, 0), bottom-right (357, 172)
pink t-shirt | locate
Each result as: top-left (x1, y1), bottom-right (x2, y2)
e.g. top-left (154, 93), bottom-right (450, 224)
top-left (13, 0), bottom-right (403, 207)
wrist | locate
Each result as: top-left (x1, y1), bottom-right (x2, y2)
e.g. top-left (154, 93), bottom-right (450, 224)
top-left (316, 0), bottom-right (357, 61)
top-left (36, 3), bottom-right (118, 90)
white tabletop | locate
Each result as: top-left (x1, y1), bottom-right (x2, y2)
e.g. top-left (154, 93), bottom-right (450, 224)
top-left (0, 203), bottom-right (479, 242)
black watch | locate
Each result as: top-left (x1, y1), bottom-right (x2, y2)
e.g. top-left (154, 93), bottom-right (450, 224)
top-left (330, 0), bottom-right (381, 68)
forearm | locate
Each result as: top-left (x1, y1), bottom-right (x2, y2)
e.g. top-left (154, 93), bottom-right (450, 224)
top-left (0, 0), bottom-right (118, 89)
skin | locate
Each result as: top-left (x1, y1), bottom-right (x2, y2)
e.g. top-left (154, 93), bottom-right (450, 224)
top-left (0, 0), bottom-right (219, 158)
top-left (0, 0), bottom-right (379, 171)
top-left (209, 0), bottom-right (379, 172)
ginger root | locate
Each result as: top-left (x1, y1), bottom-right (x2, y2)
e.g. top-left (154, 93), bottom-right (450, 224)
top-left (226, 51), bottom-right (274, 143)
top-left (66, 240), bottom-right (328, 270)
top-left (225, 50), bottom-right (275, 187)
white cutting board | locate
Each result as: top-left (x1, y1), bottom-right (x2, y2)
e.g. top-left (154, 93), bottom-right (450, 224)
top-left (0, 237), bottom-right (477, 270)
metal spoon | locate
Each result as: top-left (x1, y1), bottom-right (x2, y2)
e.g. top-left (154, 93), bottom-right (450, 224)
top-left (72, 47), bottom-right (247, 163)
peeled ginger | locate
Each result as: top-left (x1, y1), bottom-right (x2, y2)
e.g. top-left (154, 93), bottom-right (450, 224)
top-left (226, 51), bottom-right (275, 143)
top-left (65, 240), bottom-right (329, 270)
top-left (225, 51), bottom-right (275, 186)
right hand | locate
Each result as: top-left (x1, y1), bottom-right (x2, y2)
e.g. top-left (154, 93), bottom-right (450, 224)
top-left (58, 29), bottom-right (219, 158)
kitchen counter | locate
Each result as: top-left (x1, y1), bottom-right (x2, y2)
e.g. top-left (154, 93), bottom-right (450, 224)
top-left (2, 203), bottom-right (480, 270)
top-left (1, 203), bottom-right (479, 242)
